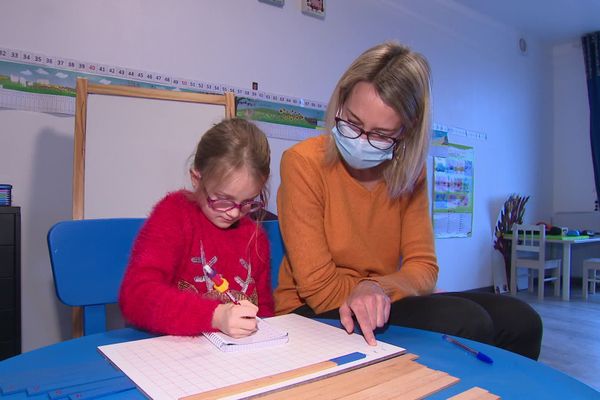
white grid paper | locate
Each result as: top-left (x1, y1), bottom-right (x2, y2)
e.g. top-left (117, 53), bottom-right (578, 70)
top-left (98, 314), bottom-right (405, 400)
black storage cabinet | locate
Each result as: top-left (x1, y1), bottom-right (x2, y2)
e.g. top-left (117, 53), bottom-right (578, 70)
top-left (0, 207), bottom-right (20, 360)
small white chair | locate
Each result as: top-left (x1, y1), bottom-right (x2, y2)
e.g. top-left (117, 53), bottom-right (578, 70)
top-left (582, 258), bottom-right (600, 299)
top-left (510, 224), bottom-right (561, 300)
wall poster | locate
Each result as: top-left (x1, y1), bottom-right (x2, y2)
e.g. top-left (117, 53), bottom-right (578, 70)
top-left (431, 130), bottom-right (474, 238)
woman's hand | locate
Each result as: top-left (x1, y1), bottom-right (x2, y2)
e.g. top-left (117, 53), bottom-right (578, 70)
top-left (339, 280), bottom-right (391, 345)
top-left (211, 300), bottom-right (259, 338)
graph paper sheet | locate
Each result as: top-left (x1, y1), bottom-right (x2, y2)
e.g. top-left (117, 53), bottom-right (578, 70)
top-left (98, 314), bottom-right (405, 400)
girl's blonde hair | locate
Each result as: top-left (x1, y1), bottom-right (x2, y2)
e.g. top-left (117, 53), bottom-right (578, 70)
top-left (324, 41), bottom-right (431, 198)
top-left (193, 118), bottom-right (271, 209)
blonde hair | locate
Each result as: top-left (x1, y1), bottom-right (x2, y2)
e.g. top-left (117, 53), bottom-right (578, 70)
top-left (193, 118), bottom-right (271, 208)
top-left (324, 41), bottom-right (431, 198)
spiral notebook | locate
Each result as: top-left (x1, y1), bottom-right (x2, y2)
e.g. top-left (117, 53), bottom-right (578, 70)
top-left (202, 317), bottom-right (289, 352)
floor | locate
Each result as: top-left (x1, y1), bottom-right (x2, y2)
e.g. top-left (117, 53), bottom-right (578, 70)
top-left (514, 283), bottom-right (600, 392)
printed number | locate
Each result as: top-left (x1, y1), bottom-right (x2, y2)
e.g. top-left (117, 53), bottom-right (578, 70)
top-left (35, 56), bottom-right (42, 62)
top-left (79, 63), bottom-right (86, 69)
top-left (11, 52), bottom-right (18, 58)
top-left (118, 69), bottom-right (125, 75)
top-left (22, 54), bottom-right (31, 60)
top-left (68, 62), bottom-right (75, 68)
top-left (173, 79), bottom-right (179, 84)
top-left (99, 66), bottom-right (105, 72)
top-left (164, 77), bottom-right (170, 82)
top-left (89, 65), bottom-right (95, 71)
top-left (190, 82), bottom-right (196, 87)
top-left (0, 50), bottom-right (5, 56)
top-left (146, 73), bottom-right (152, 79)
top-left (57, 60), bottom-right (64, 66)
top-left (137, 72), bottom-right (143, 77)
top-left (109, 68), bottom-right (115, 73)
top-left (128, 71), bottom-right (134, 76)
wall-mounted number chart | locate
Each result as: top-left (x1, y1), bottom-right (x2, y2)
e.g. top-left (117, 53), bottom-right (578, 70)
top-left (0, 46), bottom-right (327, 121)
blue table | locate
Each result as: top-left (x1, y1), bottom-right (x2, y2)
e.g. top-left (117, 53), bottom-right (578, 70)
top-left (1, 322), bottom-right (598, 399)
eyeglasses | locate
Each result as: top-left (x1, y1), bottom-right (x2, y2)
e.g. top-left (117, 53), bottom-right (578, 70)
top-left (335, 117), bottom-right (402, 150)
top-left (206, 196), bottom-right (264, 213)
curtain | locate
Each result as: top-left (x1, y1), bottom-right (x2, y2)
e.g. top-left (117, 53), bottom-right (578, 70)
top-left (582, 32), bottom-right (600, 205)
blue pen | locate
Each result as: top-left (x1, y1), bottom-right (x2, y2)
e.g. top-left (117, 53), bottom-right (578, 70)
top-left (442, 334), bottom-right (494, 364)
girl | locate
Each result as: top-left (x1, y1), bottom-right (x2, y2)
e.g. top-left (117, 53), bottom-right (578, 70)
top-left (119, 118), bottom-right (274, 338)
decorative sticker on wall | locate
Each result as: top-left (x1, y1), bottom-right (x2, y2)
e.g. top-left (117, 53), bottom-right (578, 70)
top-left (302, 0), bottom-right (325, 19)
top-left (236, 97), bottom-right (325, 130)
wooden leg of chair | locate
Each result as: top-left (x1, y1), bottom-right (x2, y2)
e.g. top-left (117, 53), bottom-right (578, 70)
top-left (554, 269), bottom-right (560, 297)
top-left (510, 264), bottom-right (517, 295)
top-left (528, 271), bottom-right (534, 293)
top-left (583, 266), bottom-right (589, 300)
top-left (72, 306), bottom-right (83, 338)
top-left (537, 271), bottom-right (544, 300)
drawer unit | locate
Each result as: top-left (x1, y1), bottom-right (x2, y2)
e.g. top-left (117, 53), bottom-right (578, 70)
top-left (0, 207), bottom-right (20, 360)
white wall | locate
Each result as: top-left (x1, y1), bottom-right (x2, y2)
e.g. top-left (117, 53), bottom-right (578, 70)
top-left (0, 0), bottom-right (559, 351)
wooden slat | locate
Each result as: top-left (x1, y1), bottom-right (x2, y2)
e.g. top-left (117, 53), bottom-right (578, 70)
top-left (72, 77), bottom-right (88, 221)
top-left (87, 83), bottom-right (230, 105)
top-left (258, 354), bottom-right (422, 400)
top-left (447, 386), bottom-right (501, 400)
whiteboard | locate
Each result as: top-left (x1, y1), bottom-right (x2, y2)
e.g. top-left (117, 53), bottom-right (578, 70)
top-left (73, 79), bottom-right (234, 219)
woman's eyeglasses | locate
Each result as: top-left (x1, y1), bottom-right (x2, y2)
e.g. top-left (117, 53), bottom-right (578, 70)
top-left (335, 117), bottom-right (403, 150)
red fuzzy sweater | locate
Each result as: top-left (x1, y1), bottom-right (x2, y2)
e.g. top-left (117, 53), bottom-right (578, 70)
top-left (119, 191), bottom-right (274, 335)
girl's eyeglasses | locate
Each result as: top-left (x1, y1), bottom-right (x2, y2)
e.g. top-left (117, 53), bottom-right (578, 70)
top-left (206, 197), bottom-right (264, 213)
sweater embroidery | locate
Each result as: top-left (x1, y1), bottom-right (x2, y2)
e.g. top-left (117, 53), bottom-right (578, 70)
top-left (234, 258), bottom-right (255, 292)
top-left (191, 241), bottom-right (217, 291)
top-left (190, 240), bottom-right (254, 294)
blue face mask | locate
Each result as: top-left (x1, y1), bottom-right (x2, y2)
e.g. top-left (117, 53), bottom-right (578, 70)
top-left (332, 126), bottom-right (394, 170)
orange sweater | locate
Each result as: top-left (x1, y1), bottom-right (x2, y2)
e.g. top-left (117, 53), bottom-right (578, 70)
top-left (274, 135), bottom-right (439, 315)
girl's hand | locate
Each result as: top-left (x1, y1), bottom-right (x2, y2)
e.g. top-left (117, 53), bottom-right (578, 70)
top-left (211, 300), bottom-right (259, 338)
top-left (339, 280), bottom-right (391, 346)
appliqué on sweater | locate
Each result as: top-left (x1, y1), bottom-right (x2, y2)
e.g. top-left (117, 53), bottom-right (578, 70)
top-left (184, 241), bottom-right (258, 305)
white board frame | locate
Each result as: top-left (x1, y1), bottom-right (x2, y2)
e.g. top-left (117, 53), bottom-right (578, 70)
top-left (72, 78), bottom-right (235, 220)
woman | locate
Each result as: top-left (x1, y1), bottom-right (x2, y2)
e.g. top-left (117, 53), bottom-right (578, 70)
top-left (274, 42), bottom-right (542, 360)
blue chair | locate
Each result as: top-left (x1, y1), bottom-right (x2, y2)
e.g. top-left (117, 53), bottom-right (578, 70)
top-left (47, 218), bottom-right (145, 336)
top-left (47, 218), bottom-right (284, 336)
top-left (261, 219), bottom-right (285, 289)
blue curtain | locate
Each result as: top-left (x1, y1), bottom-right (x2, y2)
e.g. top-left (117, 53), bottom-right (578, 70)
top-left (582, 32), bottom-right (600, 204)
